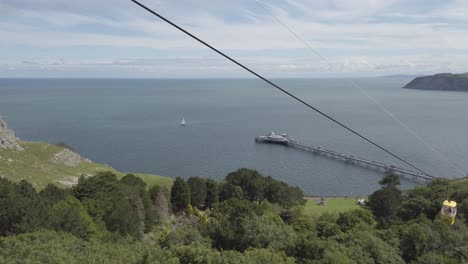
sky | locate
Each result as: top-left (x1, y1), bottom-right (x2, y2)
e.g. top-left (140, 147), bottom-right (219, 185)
top-left (1, 0), bottom-right (468, 78)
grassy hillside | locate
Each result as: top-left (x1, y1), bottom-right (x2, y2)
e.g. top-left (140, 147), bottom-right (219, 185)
top-left (0, 140), bottom-right (172, 189)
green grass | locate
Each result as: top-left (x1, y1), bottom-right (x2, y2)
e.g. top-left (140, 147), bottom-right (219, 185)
top-left (0, 141), bottom-right (172, 189)
top-left (304, 197), bottom-right (363, 216)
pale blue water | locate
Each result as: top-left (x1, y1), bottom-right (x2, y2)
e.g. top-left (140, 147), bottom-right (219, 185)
top-left (1, 78), bottom-right (467, 195)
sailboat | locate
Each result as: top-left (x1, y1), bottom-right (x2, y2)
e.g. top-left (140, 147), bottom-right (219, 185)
top-left (181, 117), bottom-right (186, 126)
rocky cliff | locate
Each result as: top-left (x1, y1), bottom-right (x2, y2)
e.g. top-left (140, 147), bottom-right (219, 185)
top-left (0, 116), bottom-right (24, 151)
top-left (403, 73), bottom-right (468, 91)
top-left (50, 148), bottom-right (92, 167)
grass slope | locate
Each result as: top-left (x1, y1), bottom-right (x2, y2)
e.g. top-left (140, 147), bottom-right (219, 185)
top-left (304, 197), bottom-right (362, 216)
top-left (0, 141), bottom-right (172, 189)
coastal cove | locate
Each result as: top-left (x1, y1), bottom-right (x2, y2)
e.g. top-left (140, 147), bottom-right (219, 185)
top-left (1, 78), bottom-right (468, 195)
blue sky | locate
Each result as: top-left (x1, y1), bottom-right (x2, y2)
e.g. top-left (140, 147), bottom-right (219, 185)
top-left (1, 0), bottom-right (468, 78)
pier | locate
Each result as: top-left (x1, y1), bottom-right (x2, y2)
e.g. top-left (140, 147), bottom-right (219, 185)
top-left (255, 134), bottom-right (435, 183)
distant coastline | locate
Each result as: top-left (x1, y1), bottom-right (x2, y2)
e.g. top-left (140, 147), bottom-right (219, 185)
top-left (404, 72), bottom-right (468, 91)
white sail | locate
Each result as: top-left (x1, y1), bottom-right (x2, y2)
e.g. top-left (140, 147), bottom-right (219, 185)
top-left (181, 118), bottom-right (186, 126)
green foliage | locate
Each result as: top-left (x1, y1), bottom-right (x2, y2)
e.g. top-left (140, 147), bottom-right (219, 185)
top-left (226, 168), bottom-right (265, 201)
top-left (398, 197), bottom-right (432, 221)
top-left (264, 175), bottom-right (305, 208)
top-left (1, 170), bottom-right (467, 264)
top-left (368, 176), bottom-right (402, 226)
top-left (205, 178), bottom-right (219, 209)
top-left (413, 252), bottom-right (457, 264)
top-left (290, 237), bottom-right (355, 264)
top-left (201, 198), bottom-right (262, 250)
top-left (121, 174), bottom-right (157, 233)
top-left (39, 184), bottom-right (70, 203)
top-left (334, 231), bottom-right (405, 264)
top-left (120, 173), bottom-right (147, 189)
top-left (74, 172), bottom-right (141, 237)
top-left (202, 198), bottom-right (297, 252)
top-left (316, 220), bottom-right (342, 238)
top-left (379, 174), bottom-right (401, 187)
top-left (0, 179), bottom-right (49, 235)
top-left (49, 196), bottom-right (101, 239)
top-left (223, 168), bottom-right (305, 207)
top-left (459, 198), bottom-right (468, 224)
top-left (240, 211), bottom-right (297, 250)
top-left (170, 243), bottom-right (222, 264)
top-left (286, 207), bottom-right (317, 237)
top-left (150, 185), bottom-right (170, 223)
top-left (242, 248), bottom-right (295, 264)
top-left (161, 224), bottom-right (210, 248)
top-left (187, 176), bottom-right (207, 208)
top-left (336, 208), bottom-right (375, 232)
top-left (398, 222), bottom-right (434, 262)
top-left (0, 230), bottom-right (178, 264)
top-left (171, 176), bottom-right (190, 213)
top-left (219, 182), bottom-right (244, 201)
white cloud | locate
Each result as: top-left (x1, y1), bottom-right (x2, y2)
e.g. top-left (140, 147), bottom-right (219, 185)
top-left (0, 0), bottom-right (467, 77)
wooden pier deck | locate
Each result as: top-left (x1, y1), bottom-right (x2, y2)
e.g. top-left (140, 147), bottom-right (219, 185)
top-left (255, 136), bottom-right (435, 183)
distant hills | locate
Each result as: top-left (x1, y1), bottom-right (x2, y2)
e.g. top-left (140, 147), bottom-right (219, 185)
top-left (403, 72), bottom-right (468, 91)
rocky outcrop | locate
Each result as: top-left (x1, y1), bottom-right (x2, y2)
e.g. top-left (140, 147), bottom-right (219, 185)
top-left (0, 116), bottom-right (24, 151)
top-left (404, 73), bottom-right (468, 91)
top-left (50, 148), bottom-right (91, 167)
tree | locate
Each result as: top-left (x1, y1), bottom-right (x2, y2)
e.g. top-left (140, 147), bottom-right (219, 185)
top-left (459, 198), bottom-right (468, 224)
top-left (49, 196), bottom-right (99, 239)
top-left (150, 186), bottom-right (170, 223)
top-left (120, 174), bottom-right (157, 233)
top-left (201, 198), bottom-right (265, 250)
top-left (398, 197), bottom-right (432, 221)
top-left (336, 209), bottom-right (375, 232)
top-left (413, 252), bottom-right (455, 264)
top-left (379, 174), bottom-right (400, 188)
top-left (243, 248), bottom-right (296, 264)
top-left (39, 184), bottom-right (70, 204)
top-left (0, 179), bottom-right (50, 235)
top-left (263, 176), bottom-right (305, 208)
top-left (368, 175), bottom-right (402, 226)
top-left (120, 174), bottom-right (147, 189)
top-left (226, 168), bottom-right (265, 202)
top-left (73, 171), bottom-right (141, 238)
top-left (223, 168), bottom-right (305, 207)
top-left (0, 178), bottom-right (25, 235)
top-left (219, 182), bottom-right (243, 202)
top-left (399, 222), bottom-right (433, 262)
top-left (205, 178), bottom-right (218, 209)
top-left (127, 193), bottom-right (146, 240)
top-left (240, 212), bottom-right (297, 250)
top-left (187, 176), bottom-right (207, 208)
top-left (334, 231), bottom-right (405, 264)
top-left (170, 177), bottom-right (190, 213)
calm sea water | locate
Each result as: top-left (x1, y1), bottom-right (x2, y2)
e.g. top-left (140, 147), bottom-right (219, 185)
top-left (1, 78), bottom-right (467, 195)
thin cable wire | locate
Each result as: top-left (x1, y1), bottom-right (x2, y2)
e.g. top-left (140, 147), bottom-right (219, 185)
top-left (254, 0), bottom-right (465, 176)
top-left (129, 0), bottom-right (431, 177)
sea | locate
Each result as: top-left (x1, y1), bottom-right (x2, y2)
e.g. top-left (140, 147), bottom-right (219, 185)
top-left (1, 78), bottom-right (467, 195)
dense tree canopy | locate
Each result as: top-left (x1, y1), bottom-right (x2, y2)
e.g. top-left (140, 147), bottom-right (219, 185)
top-left (1, 170), bottom-right (467, 263)
top-left (223, 168), bottom-right (305, 207)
